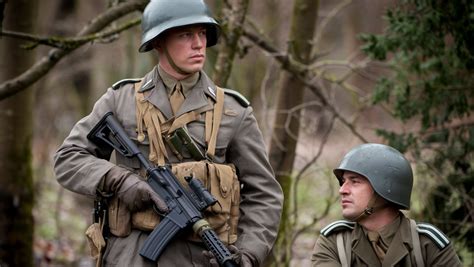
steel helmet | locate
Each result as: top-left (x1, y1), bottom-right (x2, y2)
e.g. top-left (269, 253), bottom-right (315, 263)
top-left (139, 0), bottom-right (220, 53)
top-left (333, 143), bottom-right (413, 210)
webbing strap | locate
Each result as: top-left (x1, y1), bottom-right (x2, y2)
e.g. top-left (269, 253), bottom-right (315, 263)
top-left (135, 82), bottom-right (168, 165)
top-left (135, 81), bottom-right (146, 142)
top-left (134, 82), bottom-right (225, 164)
top-left (410, 219), bottom-right (425, 267)
top-left (336, 232), bottom-right (349, 267)
top-left (168, 111), bottom-right (201, 133)
top-left (207, 87), bottom-right (225, 158)
top-left (149, 110), bottom-right (167, 165)
top-left (205, 110), bottom-right (213, 144)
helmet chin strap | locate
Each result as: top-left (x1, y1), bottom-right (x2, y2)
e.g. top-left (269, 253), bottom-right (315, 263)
top-left (352, 193), bottom-right (388, 222)
top-left (163, 45), bottom-right (193, 76)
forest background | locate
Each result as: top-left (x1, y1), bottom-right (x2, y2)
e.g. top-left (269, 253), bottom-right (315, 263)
top-left (0, 0), bottom-right (472, 266)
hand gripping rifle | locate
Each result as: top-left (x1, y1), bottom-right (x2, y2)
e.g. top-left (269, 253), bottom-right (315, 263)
top-left (87, 112), bottom-right (237, 267)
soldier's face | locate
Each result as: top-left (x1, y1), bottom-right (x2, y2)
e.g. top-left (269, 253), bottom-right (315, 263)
top-left (338, 171), bottom-right (374, 220)
top-left (158, 25), bottom-right (207, 78)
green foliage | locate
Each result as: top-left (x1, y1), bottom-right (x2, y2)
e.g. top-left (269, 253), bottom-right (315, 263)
top-left (360, 0), bottom-right (474, 254)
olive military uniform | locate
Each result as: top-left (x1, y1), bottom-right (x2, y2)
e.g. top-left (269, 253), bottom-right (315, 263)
top-left (312, 213), bottom-right (462, 267)
top-left (54, 67), bottom-right (283, 266)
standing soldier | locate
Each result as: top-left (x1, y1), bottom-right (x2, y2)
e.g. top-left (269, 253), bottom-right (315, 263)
top-left (53, 0), bottom-right (283, 266)
top-left (312, 143), bottom-right (462, 267)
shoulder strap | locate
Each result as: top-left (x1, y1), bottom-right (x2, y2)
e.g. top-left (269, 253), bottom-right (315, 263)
top-left (321, 220), bottom-right (355, 237)
top-left (416, 222), bottom-right (450, 249)
top-left (410, 219), bottom-right (425, 267)
top-left (206, 87), bottom-right (225, 158)
top-left (223, 88), bottom-right (250, 107)
top-left (336, 232), bottom-right (350, 267)
top-left (112, 78), bottom-right (141, 90)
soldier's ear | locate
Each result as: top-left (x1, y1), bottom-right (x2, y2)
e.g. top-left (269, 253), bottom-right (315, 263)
top-left (152, 38), bottom-right (163, 52)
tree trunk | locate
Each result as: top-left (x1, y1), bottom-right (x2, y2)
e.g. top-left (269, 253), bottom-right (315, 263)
top-left (212, 0), bottom-right (249, 87)
top-left (0, 0), bottom-right (37, 266)
top-left (268, 0), bottom-right (320, 265)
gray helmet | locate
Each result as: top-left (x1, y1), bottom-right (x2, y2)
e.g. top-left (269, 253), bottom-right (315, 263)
top-left (139, 0), bottom-right (220, 53)
top-left (333, 143), bottom-right (413, 210)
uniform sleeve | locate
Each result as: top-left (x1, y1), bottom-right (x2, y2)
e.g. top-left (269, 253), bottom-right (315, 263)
top-left (53, 87), bottom-right (118, 197)
top-left (421, 236), bottom-right (462, 267)
top-left (311, 234), bottom-right (342, 267)
top-left (227, 106), bottom-right (283, 266)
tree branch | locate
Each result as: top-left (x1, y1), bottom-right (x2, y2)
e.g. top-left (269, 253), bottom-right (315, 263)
top-left (1, 18), bottom-right (140, 49)
top-left (314, 0), bottom-right (353, 46)
top-left (0, 0), bottom-right (148, 101)
top-left (291, 114), bottom-right (335, 222)
top-left (242, 28), bottom-right (368, 142)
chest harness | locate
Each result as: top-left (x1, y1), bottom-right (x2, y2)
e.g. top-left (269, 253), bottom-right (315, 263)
top-left (129, 80), bottom-right (240, 245)
top-left (134, 81), bottom-right (224, 165)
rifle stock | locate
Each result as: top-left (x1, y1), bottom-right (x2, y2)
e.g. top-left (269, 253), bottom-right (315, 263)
top-left (87, 112), bottom-right (237, 267)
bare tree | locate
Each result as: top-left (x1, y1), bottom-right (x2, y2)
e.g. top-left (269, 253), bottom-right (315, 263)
top-left (267, 0), bottom-right (320, 265)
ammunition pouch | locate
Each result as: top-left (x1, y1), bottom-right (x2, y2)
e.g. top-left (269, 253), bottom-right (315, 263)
top-left (85, 223), bottom-right (106, 266)
top-left (108, 197), bottom-right (132, 236)
top-left (106, 161), bottom-right (240, 245)
top-left (85, 191), bottom-right (111, 267)
top-left (172, 161), bottom-right (240, 244)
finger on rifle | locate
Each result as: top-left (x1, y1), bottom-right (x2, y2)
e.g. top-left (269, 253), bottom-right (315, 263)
top-left (228, 244), bottom-right (239, 254)
top-left (150, 193), bottom-right (168, 213)
top-left (202, 250), bottom-right (214, 259)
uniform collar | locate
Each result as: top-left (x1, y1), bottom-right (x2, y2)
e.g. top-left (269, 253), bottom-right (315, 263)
top-left (382, 213), bottom-right (412, 266)
top-left (137, 66), bottom-right (217, 119)
top-left (177, 71), bottom-right (216, 117)
top-left (138, 67), bottom-right (158, 93)
top-left (352, 224), bottom-right (381, 267)
top-left (379, 213), bottom-right (402, 248)
top-left (352, 213), bottom-right (412, 267)
top-left (157, 65), bottom-right (200, 96)
top-left (200, 71), bottom-right (219, 102)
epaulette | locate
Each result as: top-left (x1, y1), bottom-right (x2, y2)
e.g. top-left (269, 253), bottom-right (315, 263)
top-left (223, 88), bottom-right (250, 107)
top-left (417, 222), bottom-right (450, 249)
top-left (111, 78), bottom-right (142, 90)
top-left (320, 220), bottom-right (355, 237)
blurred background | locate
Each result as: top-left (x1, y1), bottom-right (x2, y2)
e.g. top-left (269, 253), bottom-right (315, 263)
top-left (0, 0), bottom-right (472, 266)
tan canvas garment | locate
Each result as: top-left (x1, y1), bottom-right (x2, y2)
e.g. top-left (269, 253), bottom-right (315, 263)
top-left (107, 80), bottom-right (240, 245)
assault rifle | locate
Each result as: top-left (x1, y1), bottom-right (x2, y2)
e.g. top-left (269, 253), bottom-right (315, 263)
top-left (87, 112), bottom-right (237, 267)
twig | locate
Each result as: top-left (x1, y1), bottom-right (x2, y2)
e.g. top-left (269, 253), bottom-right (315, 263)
top-left (292, 114), bottom-right (335, 221)
top-left (314, 0), bottom-right (353, 46)
top-left (242, 28), bottom-right (368, 142)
